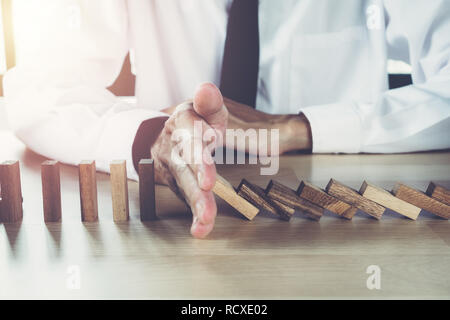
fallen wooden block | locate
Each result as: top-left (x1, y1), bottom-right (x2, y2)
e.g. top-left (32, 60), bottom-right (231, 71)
top-left (426, 182), bottom-right (450, 206)
top-left (360, 181), bottom-right (420, 220)
top-left (265, 180), bottom-right (323, 221)
top-left (213, 174), bottom-right (259, 220)
top-left (393, 183), bottom-right (450, 220)
top-left (237, 179), bottom-right (293, 221)
top-left (79, 160), bottom-right (98, 222)
top-left (271, 199), bottom-right (296, 219)
top-left (110, 160), bottom-right (129, 222)
top-left (325, 179), bottom-right (385, 220)
top-left (139, 159), bottom-right (157, 221)
top-left (41, 160), bottom-right (62, 222)
top-left (297, 181), bottom-right (357, 219)
top-left (0, 160), bottom-right (23, 223)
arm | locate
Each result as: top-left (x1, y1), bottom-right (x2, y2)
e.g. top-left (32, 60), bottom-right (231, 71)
top-left (224, 98), bottom-right (312, 154)
top-left (301, 0), bottom-right (450, 154)
top-left (3, 0), bottom-right (168, 180)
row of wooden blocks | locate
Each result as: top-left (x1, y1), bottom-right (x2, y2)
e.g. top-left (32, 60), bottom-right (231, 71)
top-left (0, 160), bottom-right (449, 224)
top-left (0, 160), bottom-right (156, 223)
top-left (214, 176), bottom-right (450, 221)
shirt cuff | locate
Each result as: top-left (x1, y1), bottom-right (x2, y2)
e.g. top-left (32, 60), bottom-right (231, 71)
top-left (299, 102), bottom-right (363, 153)
top-left (94, 108), bottom-right (168, 181)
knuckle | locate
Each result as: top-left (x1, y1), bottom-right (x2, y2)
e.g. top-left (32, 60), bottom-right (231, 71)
top-left (174, 102), bottom-right (194, 117)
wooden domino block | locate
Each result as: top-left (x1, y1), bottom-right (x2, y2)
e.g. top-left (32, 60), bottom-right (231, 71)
top-left (139, 159), bottom-right (156, 221)
top-left (271, 199), bottom-right (296, 219)
top-left (41, 160), bottom-right (62, 222)
top-left (266, 180), bottom-right (323, 221)
top-left (360, 181), bottom-right (420, 220)
top-left (110, 160), bottom-right (129, 222)
top-left (393, 183), bottom-right (450, 219)
top-left (237, 179), bottom-right (293, 221)
top-left (79, 160), bottom-right (98, 222)
top-left (297, 181), bottom-right (357, 219)
top-left (325, 179), bottom-right (385, 219)
top-left (0, 160), bottom-right (23, 222)
top-left (213, 174), bottom-right (259, 220)
top-left (426, 182), bottom-right (450, 206)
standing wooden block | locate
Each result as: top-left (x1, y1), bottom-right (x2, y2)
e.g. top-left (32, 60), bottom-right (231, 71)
top-left (360, 181), bottom-right (420, 220)
top-left (265, 180), bottom-right (323, 221)
top-left (237, 179), bottom-right (293, 221)
top-left (139, 159), bottom-right (156, 221)
top-left (110, 160), bottom-right (129, 222)
top-left (297, 181), bottom-right (357, 219)
top-left (0, 161), bottom-right (23, 222)
top-left (393, 183), bottom-right (450, 219)
top-left (426, 182), bottom-right (450, 206)
top-left (213, 175), bottom-right (259, 220)
top-left (41, 160), bottom-right (62, 222)
top-left (325, 179), bottom-right (385, 220)
top-left (79, 160), bottom-right (98, 222)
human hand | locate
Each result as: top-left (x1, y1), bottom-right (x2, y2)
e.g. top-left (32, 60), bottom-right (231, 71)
top-left (151, 83), bottom-right (228, 238)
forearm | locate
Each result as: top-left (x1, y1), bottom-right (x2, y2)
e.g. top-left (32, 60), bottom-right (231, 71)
top-left (223, 97), bottom-right (313, 154)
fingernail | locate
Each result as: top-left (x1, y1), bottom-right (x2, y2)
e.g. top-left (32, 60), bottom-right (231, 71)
top-left (196, 201), bottom-right (205, 221)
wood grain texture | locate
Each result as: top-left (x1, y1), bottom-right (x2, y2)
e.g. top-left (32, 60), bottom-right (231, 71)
top-left (213, 174), bottom-right (259, 220)
top-left (79, 160), bottom-right (98, 222)
top-left (393, 183), bottom-right (450, 219)
top-left (237, 179), bottom-right (293, 221)
top-left (41, 160), bottom-right (62, 222)
top-left (297, 181), bottom-right (356, 219)
top-left (272, 199), bottom-right (296, 218)
top-left (326, 179), bottom-right (385, 219)
top-left (1, 132), bottom-right (450, 299)
top-left (110, 160), bottom-right (129, 222)
top-left (360, 181), bottom-right (420, 220)
top-left (138, 159), bottom-right (156, 221)
top-left (426, 182), bottom-right (450, 206)
top-left (0, 160), bottom-right (23, 222)
top-left (266, 180), bottom-right (323, 221)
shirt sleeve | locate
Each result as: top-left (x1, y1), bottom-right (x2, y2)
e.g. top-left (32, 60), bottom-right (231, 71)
top-left (3, 0), bottom-right (168, 180)
top-left (300, 0), bottom-right (450, 154)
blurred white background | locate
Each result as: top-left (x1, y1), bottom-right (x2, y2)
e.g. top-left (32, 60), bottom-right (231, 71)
top-left (0, 0), bottom-right (412, 131)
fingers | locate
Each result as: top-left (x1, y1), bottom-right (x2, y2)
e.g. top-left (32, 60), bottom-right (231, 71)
top-left (171, 104), bottom-right (217, 191)
top-left (167, 159), bottom-right (217, 239)
top-left (193, 83), bottom-right (228, 135)
top-left (151, 84), bottom-right (228, 239)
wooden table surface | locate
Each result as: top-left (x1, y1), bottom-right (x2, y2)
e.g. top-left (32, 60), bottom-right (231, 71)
top-left (0, 131), bottom-right (449, 299)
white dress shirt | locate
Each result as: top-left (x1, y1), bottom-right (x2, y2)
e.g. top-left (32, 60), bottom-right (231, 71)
top-left (4, 0), bottom-right (450, 180)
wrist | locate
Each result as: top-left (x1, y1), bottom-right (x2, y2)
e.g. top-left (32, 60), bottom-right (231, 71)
top-left (281, 113), bottom-right (312, 152)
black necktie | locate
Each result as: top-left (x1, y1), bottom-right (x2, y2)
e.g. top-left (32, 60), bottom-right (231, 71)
top-left (220, 0), bottom-right (260, 108)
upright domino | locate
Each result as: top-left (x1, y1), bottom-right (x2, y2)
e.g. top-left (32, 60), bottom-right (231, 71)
top-left (325, 179), bottom-right (385, 220)
top-left (426, 182), bottom-right (450, 206)
top-left (213, 175), bottom-right (259, 220)
top-left (79, 160), bottom-right (98, 222)
top-left (393, 183), bottom-right (450, 219)
top-left (41, 160), bottom-right (62, 222)
top-left (110, 160), bottom-right (129, 222)
top-left (139, 159), bottom-right (156, 221)
top-left (360, 181), bottom-right (420, 220)
top-left (0, 160), bottom-right (23, 222)
top-left (266, 180), bottom-right (323, 221)
top-left (297, 181), bottom-right (357, 219)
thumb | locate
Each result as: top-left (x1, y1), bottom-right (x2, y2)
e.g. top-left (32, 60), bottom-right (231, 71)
top-left (193, 83), bottom-right (228, 134)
